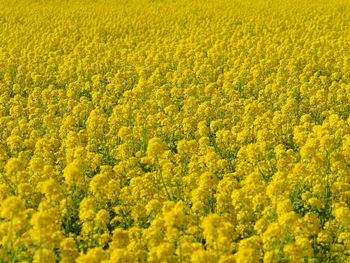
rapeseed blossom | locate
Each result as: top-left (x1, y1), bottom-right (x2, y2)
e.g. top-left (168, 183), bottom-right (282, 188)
top-left (0, 0), bottom-right (350, 261)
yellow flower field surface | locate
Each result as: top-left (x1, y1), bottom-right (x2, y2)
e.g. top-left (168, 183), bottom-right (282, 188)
top-left (0, 0), bottom-right (350, 262)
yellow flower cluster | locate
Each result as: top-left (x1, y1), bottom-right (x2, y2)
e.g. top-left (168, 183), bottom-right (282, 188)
top-left (0, 0), bottom-right (350, 262)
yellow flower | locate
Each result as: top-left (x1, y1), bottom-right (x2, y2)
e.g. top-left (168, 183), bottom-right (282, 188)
top-left (109, 248), bottom-right (132, 263)
top-left (191, 250), bottom-right (217, 263)
top-left (333, 204), bottom-right (350, 228)
top-left (1, 196), bottom-right (24, 219)
top-left (63, 162), bottom-right (84, 187)
top-left (33, 248), bottom-right (56, 263)
top-left (60, 237), bottom-right (79, 263)
top-left (79, 197), bottom-right (96, 222)
top-left (110, 228), bottom-right (130, 249)
top-left (76, 248), bottom-right (107, 263)
top-left (147, 137), bottom-right (166, 159)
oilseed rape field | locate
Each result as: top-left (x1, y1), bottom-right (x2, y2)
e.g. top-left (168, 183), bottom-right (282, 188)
top-left (0, 0), bottom-right (350, 262)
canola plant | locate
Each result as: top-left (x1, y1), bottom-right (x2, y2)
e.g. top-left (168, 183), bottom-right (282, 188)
top-left (0, 0), bottom-right (350, 262)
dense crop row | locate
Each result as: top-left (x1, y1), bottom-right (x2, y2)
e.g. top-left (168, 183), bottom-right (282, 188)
top-left (0, 0), bottom-right (350, 262)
